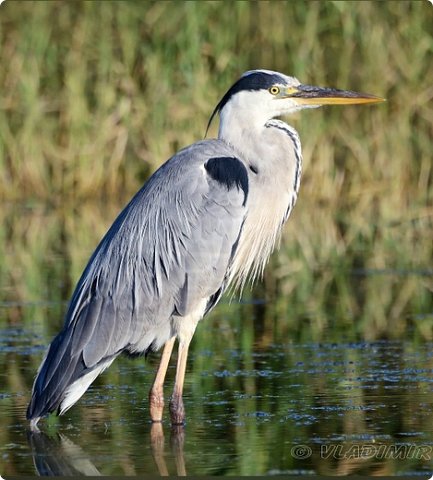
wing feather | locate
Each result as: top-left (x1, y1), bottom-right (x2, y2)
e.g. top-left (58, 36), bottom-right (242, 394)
top-left (27, 139), bottom-right (249, 420)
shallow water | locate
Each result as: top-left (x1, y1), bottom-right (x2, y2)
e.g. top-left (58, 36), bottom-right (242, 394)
top-left (0, 205), bottom-right (432, 475)
top-left (1, 302), bottom-right (433, 476)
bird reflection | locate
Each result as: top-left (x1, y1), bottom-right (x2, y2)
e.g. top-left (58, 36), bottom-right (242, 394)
top-left (150, 423), bottom-right (187, 476)
top-left (27, 424), bottom-right (187, 476)
top-left (27, 430), bottom-right (101, 476)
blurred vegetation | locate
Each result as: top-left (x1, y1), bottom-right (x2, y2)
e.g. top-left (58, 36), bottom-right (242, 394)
top-left (0, 0), bottom-right (432, 340)
top-left (1, 1), bottom-right (432, 206)
top-left (0, 2), bottom-right (433, 475)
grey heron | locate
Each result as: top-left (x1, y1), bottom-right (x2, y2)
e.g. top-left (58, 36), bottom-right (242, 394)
top-left (27, 69), bottom-right (383, 428)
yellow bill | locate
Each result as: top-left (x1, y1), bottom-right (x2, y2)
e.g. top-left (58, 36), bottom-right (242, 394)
top-left (284, 84), bottom-right (385, 106)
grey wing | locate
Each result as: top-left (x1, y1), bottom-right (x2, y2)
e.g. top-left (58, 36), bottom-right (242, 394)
top-left (168, 154), bottom-right (249, 317)
top-left (81, 146), bottom-right (250, 358)
top-left (27, 140), bottom-right (248, 419)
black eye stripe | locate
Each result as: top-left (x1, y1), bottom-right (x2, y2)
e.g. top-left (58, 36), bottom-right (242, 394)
top-left (206, 71), bottom-right (287, 135)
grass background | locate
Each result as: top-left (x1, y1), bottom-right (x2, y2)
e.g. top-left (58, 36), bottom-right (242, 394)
top-left (0, 1), bottom-right (432, 337)
top-left (1, 2), bottom-right (433, 476)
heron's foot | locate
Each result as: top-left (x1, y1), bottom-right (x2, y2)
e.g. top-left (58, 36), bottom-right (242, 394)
top-left (169, 395), bottom-right (185, 425)
top-left (149, 390), bottom-right (165, 422)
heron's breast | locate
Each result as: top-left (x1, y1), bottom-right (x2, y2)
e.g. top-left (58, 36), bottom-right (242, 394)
top-left (228, 177), bottom-right (294, 290)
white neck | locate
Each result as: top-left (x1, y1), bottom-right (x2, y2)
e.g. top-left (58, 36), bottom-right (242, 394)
top-left (217, 92), bottom-right (304, 290)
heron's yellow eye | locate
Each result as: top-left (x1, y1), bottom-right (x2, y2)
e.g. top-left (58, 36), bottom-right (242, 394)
top-left (269, 86), bottom-right (280, 95)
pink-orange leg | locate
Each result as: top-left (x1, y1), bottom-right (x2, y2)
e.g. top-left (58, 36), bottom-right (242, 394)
top-left (169, 340), bottom-right (191, 425)
top-left (149, 337), bottom-right (176, 422)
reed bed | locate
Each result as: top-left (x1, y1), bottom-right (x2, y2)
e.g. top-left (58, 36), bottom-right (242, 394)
top-left (0, 1), bottom-right (432, 339)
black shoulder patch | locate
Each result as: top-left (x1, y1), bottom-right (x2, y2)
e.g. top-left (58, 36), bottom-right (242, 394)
top-left (205, 157), bottom-right (249, 205)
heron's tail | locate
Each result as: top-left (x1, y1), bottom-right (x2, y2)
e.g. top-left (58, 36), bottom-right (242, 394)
top-left (26, 328), bottom-right (115, 427)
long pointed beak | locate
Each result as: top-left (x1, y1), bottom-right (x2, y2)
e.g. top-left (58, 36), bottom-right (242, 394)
top-left (285, 84), bottom-right (385, 106)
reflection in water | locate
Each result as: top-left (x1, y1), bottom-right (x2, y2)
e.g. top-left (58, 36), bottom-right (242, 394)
top-left (27, 424), bottom-right (188, 477)
top-left (150, 423), bottom-right (169, 477)
top-left (150, 424), bottom-right (186, 476)
top-left (27, 430), bottom-right (101, 476)
top-left (6, 337), bottom-right (432, 476)
top-left (1, 206), bottom-right (433, 475)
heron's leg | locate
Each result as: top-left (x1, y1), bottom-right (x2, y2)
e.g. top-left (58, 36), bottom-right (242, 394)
top-left (169, 339), bottom-right (191, 425)
top-left (149, 336), bottom-right (176, 422)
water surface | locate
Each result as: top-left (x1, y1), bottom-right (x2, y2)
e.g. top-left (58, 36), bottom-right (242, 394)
top-left (1, 304), bottom-right (433, 476)
top-left (0, 206), bottom-right (432, 476)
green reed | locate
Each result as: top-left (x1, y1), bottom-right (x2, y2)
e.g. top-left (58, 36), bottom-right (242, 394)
top-left (0, 1), bottom-right (432, 339)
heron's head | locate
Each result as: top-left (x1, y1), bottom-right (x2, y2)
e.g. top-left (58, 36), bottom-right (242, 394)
top-left (207, 69), bottom-right (384, 133)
